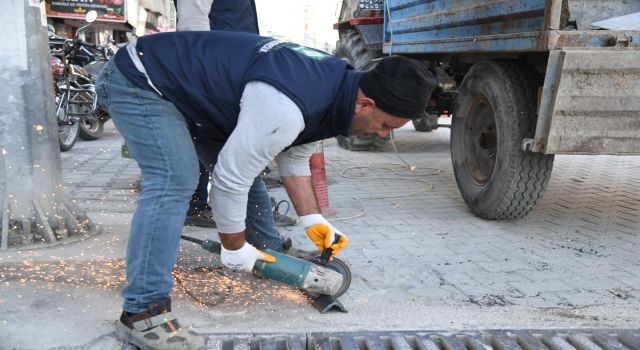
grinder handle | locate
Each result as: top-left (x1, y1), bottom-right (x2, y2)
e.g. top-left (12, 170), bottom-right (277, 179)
top-left (180, 235), bottom-right (221, 254)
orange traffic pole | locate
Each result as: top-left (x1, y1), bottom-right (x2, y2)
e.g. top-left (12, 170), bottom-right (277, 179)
top-left (309, 141), bottom-right (336, 216)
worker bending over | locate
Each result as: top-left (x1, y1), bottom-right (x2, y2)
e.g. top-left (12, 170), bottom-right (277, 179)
top-left (96, 31), bottom-right (436, 349)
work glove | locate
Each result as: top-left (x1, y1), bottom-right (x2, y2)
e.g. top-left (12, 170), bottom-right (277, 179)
top-left (300, 214), bottom-right (349, 257)
top-left (220, 242), bottom-right (276, 272)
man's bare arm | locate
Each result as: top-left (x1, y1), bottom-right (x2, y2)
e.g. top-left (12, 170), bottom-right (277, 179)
top-left (281, 175), bottom-right (320, 216)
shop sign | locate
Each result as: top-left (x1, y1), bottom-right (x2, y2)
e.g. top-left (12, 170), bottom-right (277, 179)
top-left (45, 0), bottom-right (126, 23)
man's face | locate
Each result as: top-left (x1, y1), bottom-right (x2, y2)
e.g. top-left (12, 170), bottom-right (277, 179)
top-left (350, 94), bottom-right (410, 138)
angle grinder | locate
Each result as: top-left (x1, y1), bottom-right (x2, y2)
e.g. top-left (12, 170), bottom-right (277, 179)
top-left (180, 235), bottom-right (351, 298)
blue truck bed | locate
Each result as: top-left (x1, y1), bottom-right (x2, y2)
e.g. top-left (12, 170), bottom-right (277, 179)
top-left (333, 0), bottom-right (640, 219)
top-left (383, 0), bottom-right (640, 54)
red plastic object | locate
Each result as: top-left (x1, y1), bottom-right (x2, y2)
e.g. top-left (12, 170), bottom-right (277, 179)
top-left (309, 142), bottom-right (336, 216)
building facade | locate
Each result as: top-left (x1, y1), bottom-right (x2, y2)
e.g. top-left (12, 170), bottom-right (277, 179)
top-left (45, 0), bottom-right (175, 44)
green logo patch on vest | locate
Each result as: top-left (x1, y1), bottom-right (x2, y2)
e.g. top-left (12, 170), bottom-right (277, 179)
top-left (289, 46), bottom-right (330, 61)
top-left (259, 39), bottom-right (330, 61)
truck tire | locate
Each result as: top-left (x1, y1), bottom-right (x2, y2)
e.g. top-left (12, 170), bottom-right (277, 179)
top-left (451, 61), bottom-right (554, 219)
top-left (336, 134), bottom-right (388, 151)
top-left (335, 29), bottom-right (381, 71)
top-left (412, 114), bottom-right (439, 132)
top-left (334, 29), bottom-right (386, 151)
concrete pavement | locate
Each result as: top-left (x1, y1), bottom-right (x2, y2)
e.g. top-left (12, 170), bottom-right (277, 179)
top-left (1, 122), bottom-right (639, 349)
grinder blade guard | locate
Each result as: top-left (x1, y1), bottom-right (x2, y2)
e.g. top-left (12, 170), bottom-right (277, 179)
top-left (304, 253), bottom-right (352, 313)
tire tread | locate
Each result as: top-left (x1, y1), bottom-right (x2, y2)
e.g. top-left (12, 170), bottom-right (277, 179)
top-left (451, 60), bottom-right (554, 220)
top-left (494, 62), bottom-right (553, 219)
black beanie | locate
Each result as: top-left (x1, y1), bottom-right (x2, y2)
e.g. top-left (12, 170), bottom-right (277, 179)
top-left (359, 56), bottom-right (438, 120)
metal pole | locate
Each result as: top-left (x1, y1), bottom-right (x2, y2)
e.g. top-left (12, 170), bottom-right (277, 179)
top-left (0, 1), bottom-right (96, 249)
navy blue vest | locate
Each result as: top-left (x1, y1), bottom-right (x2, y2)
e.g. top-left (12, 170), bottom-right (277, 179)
top-left (114, 31), bottom-right (361, 147)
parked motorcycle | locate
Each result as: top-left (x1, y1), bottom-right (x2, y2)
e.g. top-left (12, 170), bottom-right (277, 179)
top-left (80, 45), bottom-right (113, 140)
top-left (49, 11), bottom-right (111, 151)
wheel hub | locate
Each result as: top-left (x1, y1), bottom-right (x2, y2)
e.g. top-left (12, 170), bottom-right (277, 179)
top-left (463, 97), bottom-right (497, 185)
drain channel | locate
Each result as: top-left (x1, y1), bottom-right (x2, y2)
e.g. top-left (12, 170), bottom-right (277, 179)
top-left (204, 330), bottom-right (640, 350)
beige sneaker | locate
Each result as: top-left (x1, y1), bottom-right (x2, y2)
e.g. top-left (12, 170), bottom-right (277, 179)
top-left (116, 299), bottom-right (205, 350)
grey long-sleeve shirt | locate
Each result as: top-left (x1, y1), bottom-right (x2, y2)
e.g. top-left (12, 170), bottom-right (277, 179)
top-left (211, 81), bottom-right (315, 233)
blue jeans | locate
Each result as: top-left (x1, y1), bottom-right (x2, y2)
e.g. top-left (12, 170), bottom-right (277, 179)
top-left (96, 60), bottom-right (284, 312)
top-left (97, 60), bottom-right (199, 312)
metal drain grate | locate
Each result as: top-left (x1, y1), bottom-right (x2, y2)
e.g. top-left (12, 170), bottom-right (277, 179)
top-left (204, 330), bottom-right (640, 350)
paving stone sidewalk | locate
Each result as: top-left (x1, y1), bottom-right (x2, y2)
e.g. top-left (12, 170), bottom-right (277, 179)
top-left (0, 122), bottom-right (638, 349)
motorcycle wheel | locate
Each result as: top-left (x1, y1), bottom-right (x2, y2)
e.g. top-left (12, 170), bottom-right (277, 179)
top-left (57, 92), bottom-right (81, 152)
top-left (79, 115), bottom-right (105, 140)
top-left (59, 122), bottom-right (79, 152)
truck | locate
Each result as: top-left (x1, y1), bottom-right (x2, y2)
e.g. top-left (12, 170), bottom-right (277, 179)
top-left (333, 0), bottom-right (640, 220)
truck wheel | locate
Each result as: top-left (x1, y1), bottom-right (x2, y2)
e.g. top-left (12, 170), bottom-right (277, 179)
top-left (336, 134), bottom-right (388, 151)
top-left (451, 61), bottom-right (554, 219)
top-left (334, 29), bottom-right (386, 151)
top-left (335, 29), bottom-right (381, 72)
top-left (412, 114), bottom-right (439, 132)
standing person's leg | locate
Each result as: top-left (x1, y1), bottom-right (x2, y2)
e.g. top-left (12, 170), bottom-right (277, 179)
top-left (96, 60), bottom-right (204, 349)
top-left (193, 138), bottom-right (287, 251)
top-left (106, 71), bottom-right (197, 312)
top-left (185, 162), bottom-right (216, 227)
top-left (189, 163), bottom-right (209, 214)
top-left (245, 176), bottom-right (288, 250)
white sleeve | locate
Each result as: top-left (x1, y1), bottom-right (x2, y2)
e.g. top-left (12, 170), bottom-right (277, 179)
top-left (176, 0), bottom-right (213, 31)
top-left (211, 81), bottom-right (305, 233)
top-left (275, 142), bottom-right (317, 177)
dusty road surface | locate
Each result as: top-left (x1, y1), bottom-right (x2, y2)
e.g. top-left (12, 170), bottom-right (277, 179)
top-left (1, 122), bottom-right (638, 349)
